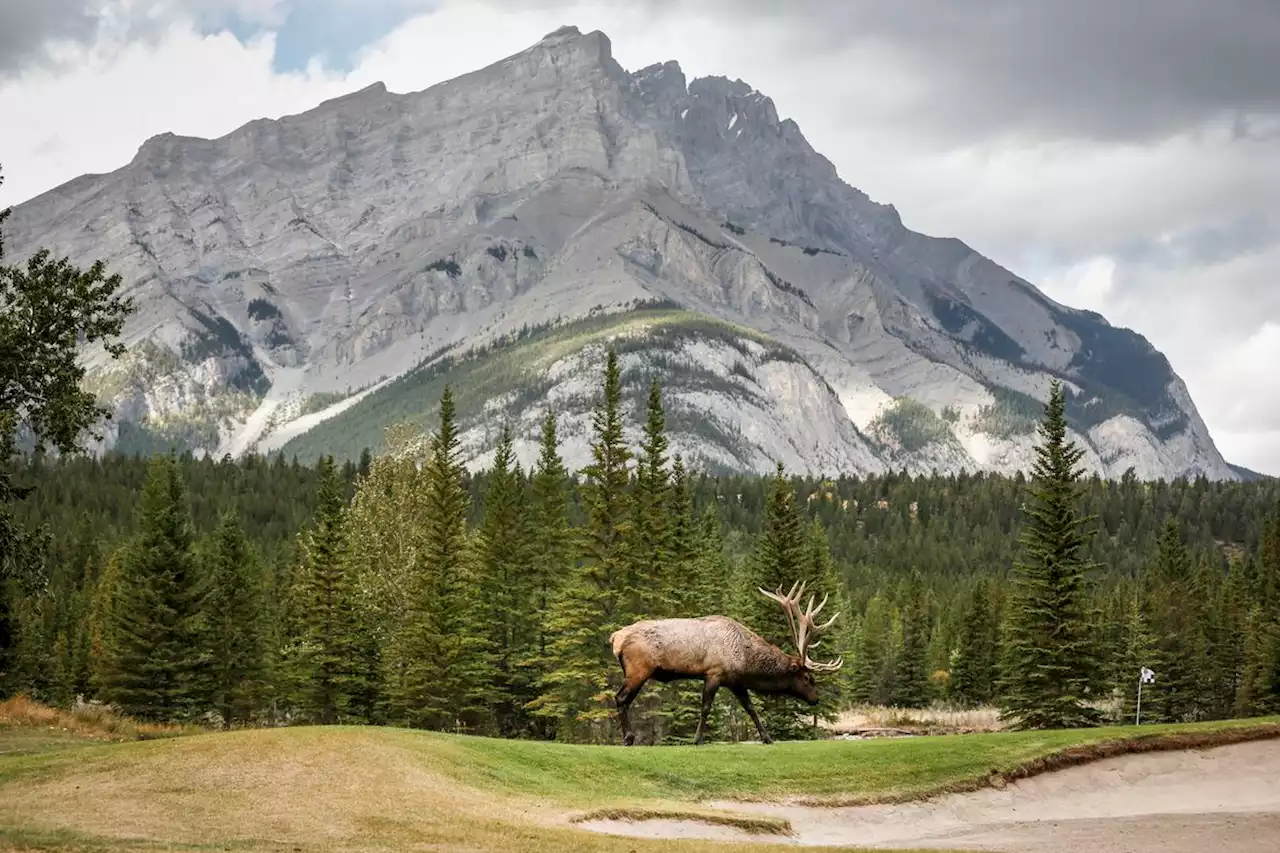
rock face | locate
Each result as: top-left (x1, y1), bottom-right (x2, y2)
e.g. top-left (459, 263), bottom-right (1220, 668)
top-left (2, 26), bottom-right (1240, 479)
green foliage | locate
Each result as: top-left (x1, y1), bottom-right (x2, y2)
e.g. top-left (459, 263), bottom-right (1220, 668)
top-left (869, 398), bottom-right (955, 453)
top-left (96, 455), bottom-right (207, 721)
top-left (534, 349), bottom-right (633, 741)
top-left (738, 464), bottom-right (812, 739)
top-left (281, 455), bottom-right (371, 724)
top-left (199, 511), bottom-right (266, 727)
top-left (949, 578), bottom-right (998, 706)
top-left (476, 424), bottom-right (534, 736)
top-left (974, 386), bottom-right (1043, 439)
top-left (999, 380), bottom-right (1101, 730)
top-left (385, 388), bottom-right (489, 731)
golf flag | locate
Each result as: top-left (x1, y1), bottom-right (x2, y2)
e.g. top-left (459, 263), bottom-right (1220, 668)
top-left (1140, 666), bottom-right (1156, 684)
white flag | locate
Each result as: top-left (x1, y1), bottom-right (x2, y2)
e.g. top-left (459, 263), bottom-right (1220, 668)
top-left (1140, 666), bottom-right (1156, 684)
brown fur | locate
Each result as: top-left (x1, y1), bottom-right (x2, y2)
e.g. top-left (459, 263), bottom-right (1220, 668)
top-left (609, 614), bottom-right (824, 746)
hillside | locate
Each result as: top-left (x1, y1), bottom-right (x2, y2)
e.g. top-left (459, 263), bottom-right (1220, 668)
top-left (1, 25), bottom-right (1238, 480)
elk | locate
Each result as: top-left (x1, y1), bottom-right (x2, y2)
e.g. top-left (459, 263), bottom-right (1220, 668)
top-left (609, 580), bottom-right (843, 745)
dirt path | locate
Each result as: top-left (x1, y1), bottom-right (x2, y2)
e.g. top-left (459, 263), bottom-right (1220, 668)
top-left (579, 740), bottom-right (1280, 852)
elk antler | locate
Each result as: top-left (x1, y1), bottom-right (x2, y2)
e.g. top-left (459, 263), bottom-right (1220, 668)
top-left (759, 580), bottom-right (844, 672)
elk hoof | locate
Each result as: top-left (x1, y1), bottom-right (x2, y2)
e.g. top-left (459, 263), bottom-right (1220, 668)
top-left (622, 733), bottom-right (636, 746)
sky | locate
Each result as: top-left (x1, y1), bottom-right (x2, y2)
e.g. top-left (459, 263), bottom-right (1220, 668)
top-left (0, 0), bottom-right (1277, 475)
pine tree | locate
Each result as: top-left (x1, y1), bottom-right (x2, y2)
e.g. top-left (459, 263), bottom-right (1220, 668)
top-left (476, 423), bottom-right (533, 735)
top-left (284, 455), bottom-right (370, 724)
top-left (1117, 589), bottom-right (1155, 723)
top-left (631, 377), bottom-right (672, 616)
top-left (805, 518), bottom-right (848, 721)
top-left (667, 454), bottom-right (698, 613)
top-left (533, 348), bottom-right (633, 741)
top-left (389, 387), bottom-right (489, 731)
top-left (998, 380), bottom-right (1100, 730)
top-left (850, 594), bottom-right (890, 705)
top-left (738, 463), bottom-right (810, 739)
top-left (890, 572), bottom-right (931, 708)
top-left (201, 511), bottom-right (266, 727)
top-left (98, 455), bottom-right (208, 721)
top-left (950, 578), bottom-right (997, 706)
top-left (520, 412), bottom-right (574, 738)
top-left (1145, 519), bottom-right (1197, 722)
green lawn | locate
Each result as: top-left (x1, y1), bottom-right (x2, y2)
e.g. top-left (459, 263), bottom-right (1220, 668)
top-left (1, 716), bottom-right (1277, 853)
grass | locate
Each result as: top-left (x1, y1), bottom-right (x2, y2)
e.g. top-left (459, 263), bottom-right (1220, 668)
top-left (1, 707), bottom-right (1277, 853)
top-left (0, 696), bottom-right (193, 744)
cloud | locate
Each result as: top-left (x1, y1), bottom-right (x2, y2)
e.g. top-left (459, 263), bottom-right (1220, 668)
top-left (0, 0), bottom-right (103, 76)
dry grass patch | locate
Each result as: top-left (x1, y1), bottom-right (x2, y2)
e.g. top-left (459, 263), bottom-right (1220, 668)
top-left (0, 696), bottom-right (193, 743)
top-left (827, 705), bottom-right (1005, 736)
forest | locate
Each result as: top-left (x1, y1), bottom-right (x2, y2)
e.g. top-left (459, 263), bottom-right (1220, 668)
top-left (1, 344), bottom-right (1279, 745)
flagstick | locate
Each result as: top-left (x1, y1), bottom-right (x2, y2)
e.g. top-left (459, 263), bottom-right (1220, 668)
top-left (1135, 676), bottom-right (1142, 726)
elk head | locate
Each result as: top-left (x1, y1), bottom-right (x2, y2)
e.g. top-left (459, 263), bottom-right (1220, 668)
top-left (758, 580), bottom-right (844, 705)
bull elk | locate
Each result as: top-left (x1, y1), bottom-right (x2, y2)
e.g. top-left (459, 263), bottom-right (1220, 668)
top-left (609, 580), bottom-right (843, 745)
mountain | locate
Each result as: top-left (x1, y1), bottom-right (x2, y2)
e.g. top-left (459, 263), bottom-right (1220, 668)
top-left (1, 25), bottom-right (1240, 480)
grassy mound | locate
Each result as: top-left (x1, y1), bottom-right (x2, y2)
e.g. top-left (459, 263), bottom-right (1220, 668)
top-left (1, 712), bottom-right (1277, 853)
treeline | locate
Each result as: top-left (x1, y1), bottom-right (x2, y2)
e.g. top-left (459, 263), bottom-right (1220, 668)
top-left (2, 355), bottom-right (1279, 741)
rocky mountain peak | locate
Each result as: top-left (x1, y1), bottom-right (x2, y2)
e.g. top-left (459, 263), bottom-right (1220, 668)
top-left (0, 25), bottom-right (1243, 482)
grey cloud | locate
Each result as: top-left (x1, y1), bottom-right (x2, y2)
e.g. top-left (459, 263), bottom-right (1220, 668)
top-left (550, 0), bottom-right (1280, 144)
top-left (0, 0), bottom-right (102, 76)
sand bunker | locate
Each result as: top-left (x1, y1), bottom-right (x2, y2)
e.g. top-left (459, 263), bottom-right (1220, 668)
top-left (580, 739), bottom-right (1280, 852)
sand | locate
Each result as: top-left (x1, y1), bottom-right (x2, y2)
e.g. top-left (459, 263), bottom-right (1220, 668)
top-left (580, 739), bottom-right (1280, 851)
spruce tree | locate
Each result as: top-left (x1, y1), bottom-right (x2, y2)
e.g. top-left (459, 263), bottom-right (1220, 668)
top-left (950, 578), bottom-right (997, 706)
top-left (1117, 589), bottom-right (1155, 722)
top-left (389, 387), bottom-right (489, 731)
top-left (1145, 519), bottom-right (1197, 722)
top-left (99, 455), bottom-right (207, 721)
top-left (998, 380), bottom-right (1100, 730)
top-left (738, 463), bottom-right (810, 739)
top-left (520, 412), bottom-right (574, 738)
top-left (284, 455), bottom-right (369, 724)
top-left (476, 423), bottom-right (533, 735)
top-left (850, 594), bottom-right (890, 705)
top-left (890, 572), bottom-right (931, 708)
top-left (631, 377), bottom-right (673, 616)
top-left (533, 348), bottom-right (633, 741)
top-left (201, 511), bottom-right (266, 728)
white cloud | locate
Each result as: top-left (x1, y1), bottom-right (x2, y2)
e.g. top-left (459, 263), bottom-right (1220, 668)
top-left (0, 0), bottom-right (1276, 474)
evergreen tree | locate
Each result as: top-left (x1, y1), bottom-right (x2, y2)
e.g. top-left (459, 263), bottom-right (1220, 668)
top-left (667, 454), bottom-right (699, 612)
top-left (805, 518), bottom-right (848, 721)
top-left (1145, 519), bottom-right (1197, 722)
top-left (1117, 589), bottom-right (1155, 723)
top-left (476, 423), bottom-right (533, 735)
top-left (738, 463), bottom-right (810, 738)
top-left (98, 455), bottom-right (208, 721)
top-left (534, 349), bottom-right (633, 741)
top-left (850, 594), bottom-right (890, 705)
top-left (283, 455), bottom-right (369, 724)
top-left (890, 572), bottom-right (931, 708)
top-left (998, 380), bottom-right (1100, 730)
top-left (520, 412), bottom-right (574, 738)
top-left (388, 388), bottom-right (489, 731)
top-left (950, 578), bottom-right (997, 706)
top-left (201, 511), bottom-right (266, 727)
top-left (631, 377), bottom-right (673, 615)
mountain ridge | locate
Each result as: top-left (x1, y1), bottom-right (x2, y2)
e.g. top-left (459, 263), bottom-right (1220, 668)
top-left (1, 24), bottom-right (1241, 480)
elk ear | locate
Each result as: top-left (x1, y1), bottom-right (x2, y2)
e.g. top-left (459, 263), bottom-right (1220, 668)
top-left (789, 660), bottom-right (804, 673)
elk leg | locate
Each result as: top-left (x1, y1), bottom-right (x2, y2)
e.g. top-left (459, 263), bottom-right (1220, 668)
top-left (615, 666), bottom-right (650, 747)
top-left (730, 687), bottom-right (773, 745)
top-left (694, 678), bottom-right (720, 745)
